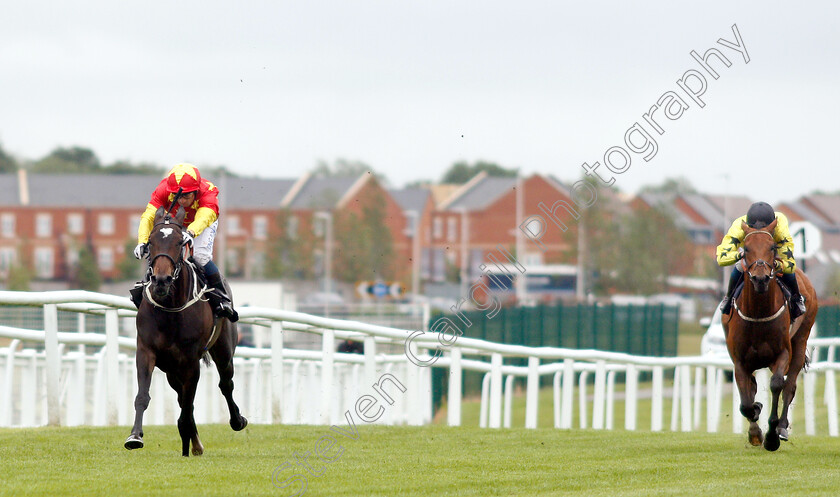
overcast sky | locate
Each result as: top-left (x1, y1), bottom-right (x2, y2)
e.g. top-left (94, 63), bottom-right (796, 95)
top-left (1, 1), bottom-right (838, 205)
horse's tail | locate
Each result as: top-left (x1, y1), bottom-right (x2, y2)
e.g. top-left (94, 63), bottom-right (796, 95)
top-left (804, 348), bottom-right (811, 372)
top-left (201, 351), bottom-right (212, 367)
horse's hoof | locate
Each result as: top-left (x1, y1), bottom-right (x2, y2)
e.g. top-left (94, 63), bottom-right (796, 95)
top-left (764, 432), bottom-right (781, 451)
top-left (748, 426), bottom-right (764, 446)
top-left (231, 416), bottom-right (248, 431)
top-left (778, 427), bottom-right (790, 441)
top-left (124, 435), bottom-right (144, 450)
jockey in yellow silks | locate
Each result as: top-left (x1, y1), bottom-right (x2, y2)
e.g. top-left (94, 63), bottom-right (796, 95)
top-left (716, 201), bottom-right (806, 320)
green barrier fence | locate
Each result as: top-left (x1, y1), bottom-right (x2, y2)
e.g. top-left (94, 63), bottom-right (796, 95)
top-left (429, 303), bottom-right (680, 418)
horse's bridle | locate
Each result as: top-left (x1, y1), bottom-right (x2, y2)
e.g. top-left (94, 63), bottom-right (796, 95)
top-left (743, 230), bottom-right (780, 279)
top-left (736, 229), bottom-right (787, 323)
top-left (148, 220), bottom-right (190, 282)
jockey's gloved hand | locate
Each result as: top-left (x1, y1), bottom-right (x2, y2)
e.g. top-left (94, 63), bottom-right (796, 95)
top-left (133, 243), bottom-right (148, 260)
top-left (182, 230), bottom-right (195, 247)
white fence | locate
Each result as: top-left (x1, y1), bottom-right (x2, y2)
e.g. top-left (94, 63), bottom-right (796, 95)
top-left (2, 290), bottom-right (840, 437)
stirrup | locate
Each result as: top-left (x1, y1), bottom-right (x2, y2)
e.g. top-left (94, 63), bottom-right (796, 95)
top-left (216, 302), bottom-right (239, 322)
top-left (790, 295), bottom-right (806, 320)
top-left (129, 283), bottom-right (144, 309)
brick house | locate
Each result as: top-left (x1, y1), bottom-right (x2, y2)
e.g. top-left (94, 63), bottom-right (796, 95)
top-left (428, 172), bottom-right (579, 282)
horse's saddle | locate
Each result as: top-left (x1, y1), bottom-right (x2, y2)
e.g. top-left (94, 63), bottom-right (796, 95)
top-left (733, 277), bottom-right (792, 303)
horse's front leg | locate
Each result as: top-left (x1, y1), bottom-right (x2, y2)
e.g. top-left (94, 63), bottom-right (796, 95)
top-left (176, 365), bottom-right (203, 457)
top-left (764, 349), bottom-right (790, 451)
top-left (125, 347), bottom-right (156, 450)
top-left (734, 364), bottom-right (763, 446)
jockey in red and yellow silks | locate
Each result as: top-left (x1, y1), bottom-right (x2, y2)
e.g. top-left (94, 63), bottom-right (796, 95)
top-left (716, 201), bottom-right (805, 319)
top-left (137, 166), bottom-right (220, 244)
top-left (130, 163), bottom-right (238, 322)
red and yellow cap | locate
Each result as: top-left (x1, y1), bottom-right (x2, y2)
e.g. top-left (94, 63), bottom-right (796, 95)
top-left (165, 163), bottom-right (202, 193)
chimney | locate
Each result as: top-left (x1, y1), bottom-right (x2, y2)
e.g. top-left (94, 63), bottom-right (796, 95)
top-left (17, 168), bottom-right (29, 206)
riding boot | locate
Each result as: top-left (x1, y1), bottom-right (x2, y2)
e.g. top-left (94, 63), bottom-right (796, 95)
top-left (719, 267), bottom-right (743, 315)
top-left (781, 272), bottom-right (806, 320)
top-left (129, 271), bottom-right (150, 309)
top-left (206, 271), bottom-right (239, 322)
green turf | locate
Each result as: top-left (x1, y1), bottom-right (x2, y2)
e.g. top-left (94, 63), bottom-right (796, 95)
top-left (2, 424), bottom-right (840, 497)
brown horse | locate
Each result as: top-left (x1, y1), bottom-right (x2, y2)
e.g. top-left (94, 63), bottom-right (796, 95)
top-left (723, 219), bottom-right (817, 451)
top-left (124, 206), bottom-right (247, 456)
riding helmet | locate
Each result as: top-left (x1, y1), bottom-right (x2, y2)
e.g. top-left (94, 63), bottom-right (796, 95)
top-left (165, 163), bottom-right (202, 194)
top-left (746, 201), bottom-right (776, 228)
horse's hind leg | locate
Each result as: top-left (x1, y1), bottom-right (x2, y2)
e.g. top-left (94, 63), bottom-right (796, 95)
top-left (125, 347), bottom-right (156, 450)
top-left (210, 325), bottom-right (248, 431)
top-left (764, 351), bottom-right (789, 452)
top-left (175, 366), bottom-right (203, 457)
top-left (734, 365), bottom-right (763, 446)
top-left (779, 340), bottom-right (809, 441)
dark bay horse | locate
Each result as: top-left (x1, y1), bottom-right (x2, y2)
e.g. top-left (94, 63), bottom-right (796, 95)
top-left (723, 219), bottom-right (817, 451)
top-left (125, 206), bottom-right (247, 456)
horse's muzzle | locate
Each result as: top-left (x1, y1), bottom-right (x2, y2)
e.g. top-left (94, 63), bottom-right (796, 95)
top-left (150, 274), bottom-right (174, 298)
top-left (750, 274), bottom-right (771, 293)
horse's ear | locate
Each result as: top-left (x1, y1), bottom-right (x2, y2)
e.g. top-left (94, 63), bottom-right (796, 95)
top-left (740, 221), bottom-right (750, 232)
top-left (174, 206), bottom-right (187, 225)
top-left (767, 218), bottom-right (778, 232)
top-left (154, 206), bottom-right (167, 223)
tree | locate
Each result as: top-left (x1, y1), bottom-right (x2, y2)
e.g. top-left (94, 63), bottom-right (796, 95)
top-left (105, 160), bottom-right (164, 175)
top-left (32, 146), bottom-right (102, 173)
top-left (0, 141), bottom-right (17, 173)
top-left (6, 263), bottom-right (32, 291)
top-left (638, 177), bottom-right (697, 195)
top-left (440, 160), bottom-right (517, 184)
top-left (560, 178), bottom-right (622, 295)
top-left (606, 207), bottom-right (694, 295)
top-left (333, 189), bottom-right (395, 282)
top-left (822, 267), bottom-right (840, 303)
top-left (311, 159), bottom-right (386, 184)
top-left (265, 209), bottom-right (317, 280)
top-left (118, 238), bottom-right (145, 280)
top-left (74, 243), bottom-right (101, 291)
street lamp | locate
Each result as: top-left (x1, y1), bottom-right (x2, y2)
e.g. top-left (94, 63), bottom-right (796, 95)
top-left (405, 210), bottom-right (422, 302)
top-left (314, 211), bottom-right (333, 315)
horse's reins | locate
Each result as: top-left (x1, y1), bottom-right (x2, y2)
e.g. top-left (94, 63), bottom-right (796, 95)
top-left (736, 229), bottom-right (787, 323)
top-left (143, 218), bottom-right (210, 313)
top-left (143, 215), bottom-right (224, 351)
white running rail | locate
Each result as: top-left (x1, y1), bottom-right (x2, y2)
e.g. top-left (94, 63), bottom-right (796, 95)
top-left (1, 290), bottom-right (839, 437)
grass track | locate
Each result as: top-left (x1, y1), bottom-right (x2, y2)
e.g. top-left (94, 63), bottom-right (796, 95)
top-left (3, 424), bottom-right (840, 497)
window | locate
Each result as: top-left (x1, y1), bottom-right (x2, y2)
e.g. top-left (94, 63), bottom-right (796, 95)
top-left (0, 247), bottom-right (15, 278)
top-left (98, 214), bottom-right (115, 235)
top-left (98, 247), bottom-right (114, 270)
top-left (433, 217), bottom-right (442, 240)
top-left (447, 218), bottom-right (457, 242)
top-left (1, 213), bottom-right (14, 238)
top-left (287, 215), bottom-right (299, 240)
top-left (36, 214), bottom-right (52, 238)
top-left (522, 252), bottom-right (544, 267)
top-left (67, 213), bottom-right (84, 235)
top-left (34, 247), bottom-right (54, 278)
top-left (432, 248), bottom-right (446, 282)
top-left (251, 252), bottom-right (266, 278)
top-left (253, 216), bottom-right (268, 240)
top-left (227, 215), bottom-right (240, 235)
top-left (128, 215), bottom-right (141, 239)
top-left (313, 218), bottom-right (324, 237)
top-left (226, 248), bottom-right (241, 275)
